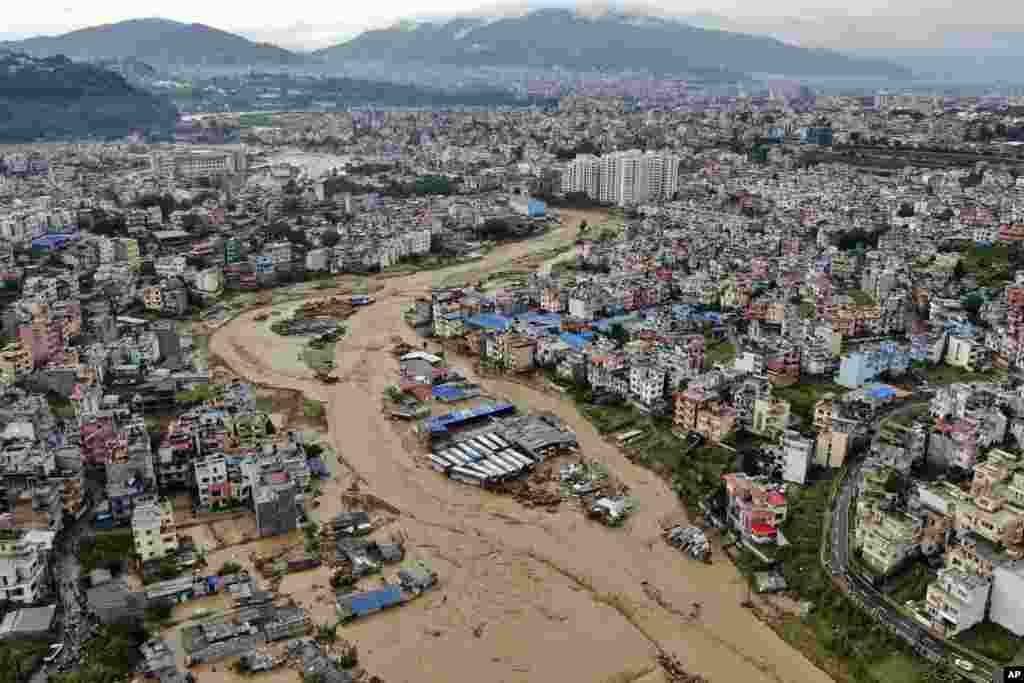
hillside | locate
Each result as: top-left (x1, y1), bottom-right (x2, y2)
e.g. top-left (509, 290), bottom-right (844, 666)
top-left (0, 52), bottom-right (178, 142)
top-left (316, 9), bottom-right (911, 79)
top-left (4, 18), bottom-right (305, 68)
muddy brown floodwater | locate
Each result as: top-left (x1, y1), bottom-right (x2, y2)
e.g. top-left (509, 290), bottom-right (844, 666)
top-left (209, 209), bottom-right (833, 683)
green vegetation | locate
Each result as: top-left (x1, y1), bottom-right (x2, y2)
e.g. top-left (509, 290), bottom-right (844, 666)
top-left (0, 639), bottom-right (50, 683)
top-left (953, 242), bottom-right (1013, 287)
top-left (238, 113), bottom-right (274, 128)
top-left (414, 175), bottom-right (452, 195)
top-left (145, 602), bottom-right (175, 625)
top-left (46, 392), bottom-right (76, 419)
top-left (704, 340), bottom-right (736, 366)
top-left (774, 478), bottom-right (834, 598)
top-left (0, 53), bottom-right (176, 142)
top-left (152, 556), bottom-right (181, 582)
top-left (218, 560), bottom-right (243, 576)
top-left (799, 301), bottom-right (817, 318)
top-left (847, 289), bottom-right (876, 306)
top-left (669, 443), bottom-right (736, 510)
top-left (49, 624), bottom-right (146, 683)
top-left (954, 621), bottom-right (1023, 662)
top-left (774, 381), bottom-right (844, 423)
top-left (868, 654), bottom-right (929, 683)
top-left (885, 562), bottom-right (934, 605)
top-left (315, 623), bottom-right (338, 644)
top-left (885, 403), bottom-right (931, 428)
top-left (917, 363), bottom-right (1003, 386)
top-left (301, 401), bottom-right (325, 421)
top-left (80, 530), bottom-right (135, 572)
top-left (175, 383), bottom-right (212, 404)
top-left (577, 402), bottom-right (637, 434)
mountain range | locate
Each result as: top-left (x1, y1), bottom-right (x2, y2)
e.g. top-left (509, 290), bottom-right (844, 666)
top-left (0, 52), bottom-right (177, 141)
top-left (2, 12), bottom-right (910, 80)
top-left (313, 9), bottom-right (908, 78)
top-left (3, 18), bottom-right (304, 67)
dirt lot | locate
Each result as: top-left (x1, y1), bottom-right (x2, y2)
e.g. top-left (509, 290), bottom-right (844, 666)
top-left (206, 209), bottom-right (832, 683)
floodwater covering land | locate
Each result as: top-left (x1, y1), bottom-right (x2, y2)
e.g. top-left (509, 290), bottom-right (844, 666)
top-left (207, 208), bottom-right (832, 683)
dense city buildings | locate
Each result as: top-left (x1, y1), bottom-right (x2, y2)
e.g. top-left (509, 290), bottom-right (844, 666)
top-left (8, 87), bottom-right (1024, 683)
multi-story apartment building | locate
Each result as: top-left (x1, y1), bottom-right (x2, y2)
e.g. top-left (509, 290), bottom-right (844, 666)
top-left (0, 342), bottom-right (32, 386)
top-left (751, 398), bottom-right (791, 438)
top-left (856, 496), bottom-right (920, 575)
top-left (150, 147), bottom-right (247, 179)
top-left (629, 362), bottom-right (666, 408)
top-left (722, 473), bottom-right (788, 544)
top-left (494, 332), bottom-right (535, 373)
top-left (925, 567), bottom-right (991, 636)
top-left (695, 402), bottom-right (737, 444)
top-left (781, 430), bottom-right (814, 485)
top-left (0, 529), bottom-right (52, 603)
top-left (194, 455), bottom-right (230, 508)
top-left (131, 496), bottom-right (179, 562)
top-left (945, 335), bottom-right (990, 373)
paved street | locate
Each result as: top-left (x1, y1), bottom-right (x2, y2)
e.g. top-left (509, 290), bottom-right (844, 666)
top-left (828, 416), bottom-right (998, 683)
top-left (31, 512), bottom-right (93, 683)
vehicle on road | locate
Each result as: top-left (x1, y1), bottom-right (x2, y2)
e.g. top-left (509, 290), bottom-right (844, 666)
top-left (953, 658), bottom-right (974, 672)
top-left (44, 643), bottom-right (63, 664)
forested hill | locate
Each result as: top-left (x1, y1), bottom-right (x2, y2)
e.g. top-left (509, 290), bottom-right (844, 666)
top-left (0, 52), bottom-right (178, 142)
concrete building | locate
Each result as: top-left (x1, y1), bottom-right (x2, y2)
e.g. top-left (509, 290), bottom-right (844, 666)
top-left (945, 335), bottom-right (990, 373)
top-left (0, 529), bottom-right (54, 604)
top-left (131, 496), bottom-right (178, 562)
top-left (752, 398), bottom-right (791, 438)
top-left (194, 455), bottom-right (230, 508)
top-left (991, 560), bottom-right (1024, 636)
top-left (254, 473), bottom-right (299, 538)
top-left (924, 567), bottom-right (991, 637)
top-left (856, 500), bottom-right (919, 575)
top-left (781, 430), bottom-right (814, 485)
top-left (722, 473), bottom-right (787, 544)
top-left (150, 147), bottom-right (247, 179)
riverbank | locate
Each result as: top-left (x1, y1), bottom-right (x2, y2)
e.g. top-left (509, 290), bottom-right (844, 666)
top-left (202, 207), bottom-right (835, 683)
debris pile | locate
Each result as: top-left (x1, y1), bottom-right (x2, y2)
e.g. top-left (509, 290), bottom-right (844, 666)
top-left (271, 318), bottom-right (342, 336)
top-left (657, 652), bottom-right (709, 683)
top-left (491, 478), bottom-right (562, 509)
top-left (664, 526), bottom-right (711, 562)
top-left (391, 339), bottom-right (416, 357)
top-left (295, 297), bottom-right (360, 319)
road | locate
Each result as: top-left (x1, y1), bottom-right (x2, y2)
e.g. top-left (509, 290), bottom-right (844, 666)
top-left (31, 511), bottom-right (92, 683)
top-left (827, 401), bottom-right (999, 683)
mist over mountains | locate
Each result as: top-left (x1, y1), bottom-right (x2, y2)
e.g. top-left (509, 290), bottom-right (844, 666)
top-left (2, 11), bottom-right (910, 80)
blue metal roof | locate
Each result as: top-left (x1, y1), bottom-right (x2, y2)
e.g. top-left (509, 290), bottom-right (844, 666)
top-left (31, 233), bottom-right (76, 249)
top-left (465, 313), bottom-right (511, 331)
top-left (870, 385), bottom-right (896, 399)
top-left (341, 585), bottom-right (402, 616)
top-left (524, 312), bottom-right (562, 327)
top-left (423, 401), bottom-right (515, 434)
top-left (559, 332), bottom-right (588, 350)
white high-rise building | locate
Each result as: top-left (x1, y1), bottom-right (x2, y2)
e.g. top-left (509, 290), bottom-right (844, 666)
top-left (561, 154), bottom-right (601, 198)
top-left (564, 150), bottom-right (679, 207)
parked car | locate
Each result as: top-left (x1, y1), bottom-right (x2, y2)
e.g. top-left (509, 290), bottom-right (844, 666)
top-left (953, 658), bottom-right (974, 672)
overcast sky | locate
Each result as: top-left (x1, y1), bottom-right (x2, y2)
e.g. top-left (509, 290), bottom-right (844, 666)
top-left (2, 0), bottom-right (1020, 50)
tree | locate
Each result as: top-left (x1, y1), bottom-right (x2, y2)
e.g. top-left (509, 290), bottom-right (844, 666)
top-left (321, 230), bottom-right (341, 248)
top-left (479, 218), bottom-right (512, 240)
top-left (608, 323), bottom-right (629, 346)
